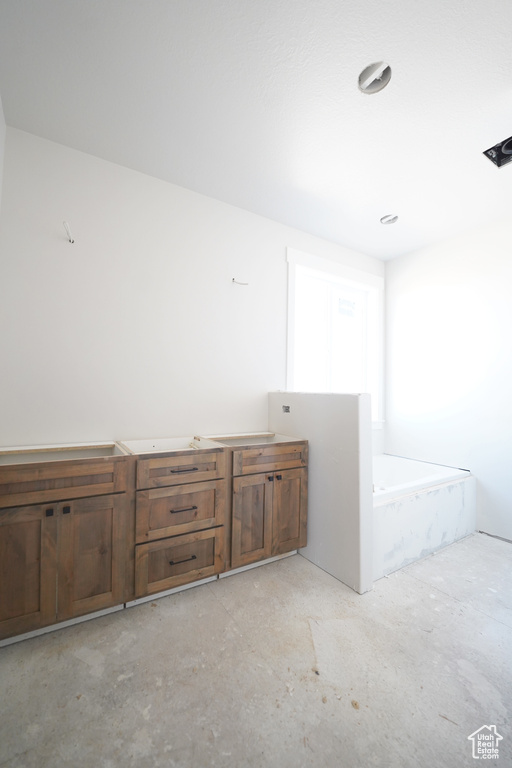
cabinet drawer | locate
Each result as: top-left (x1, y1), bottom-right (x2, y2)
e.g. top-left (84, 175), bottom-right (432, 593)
top-left (0, 457), bottom-right (129, 509)
top-left (135, 527), bottom-right (225, 596)
top-left (136, 449), bottom-right (225, 490)
top-left (136, 480), bottom-right (225, 543)
top-left (232, 442), bottom-right (308, 476)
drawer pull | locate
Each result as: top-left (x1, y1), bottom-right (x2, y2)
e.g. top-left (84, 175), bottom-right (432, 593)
top-left (45, 508), bottom-right (54, 517)
top-left (170, 467), bottom-right (199, 474)
top-left (169, 554), bottom-right (197, 566)
top-left (276, 474), bottom-right (282, 480)
top-left (169, 505), bottom-right (198, 515)
top-left (63, 506), bottom-right (71, 514)
top-left (268, 475), bottom-right (274, 482)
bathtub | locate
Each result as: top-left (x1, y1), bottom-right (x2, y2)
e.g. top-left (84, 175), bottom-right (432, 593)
top-left (372, 454), bottom-right (476, 580)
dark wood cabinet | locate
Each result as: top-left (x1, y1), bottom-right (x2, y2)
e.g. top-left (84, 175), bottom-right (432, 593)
top-left (229, 440), bottom-right (308, 569)
top-left (0, 449), bottom-right (132, 641)
top-left (0, 494), bottom-right (128, 639)
top-left (133, 448), bottom-right (227, 598)
top-left (0, 435), bottom-right (307, 641)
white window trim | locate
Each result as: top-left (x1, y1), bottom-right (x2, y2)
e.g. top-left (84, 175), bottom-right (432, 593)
top-left (286, 247), bottom-right (385, 423)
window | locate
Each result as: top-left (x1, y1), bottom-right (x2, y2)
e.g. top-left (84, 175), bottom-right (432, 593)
top-left (287, 248), bottom-right (384, 422)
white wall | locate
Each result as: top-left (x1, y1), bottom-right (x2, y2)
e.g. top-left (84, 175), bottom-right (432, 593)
top-left (269, 392), bottom-right (373, 594)
top-left (385, 220), bottom-right (512, 540)
top-left (0, 93), bottom-right (6, 214)
top-left (0, 128), bottom-right (384, 447)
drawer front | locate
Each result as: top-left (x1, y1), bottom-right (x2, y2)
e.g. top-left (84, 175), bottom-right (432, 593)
top-left (135, 527), bottom-right (225, 596)
top-left (0, 457), bottom-right (129, 509)
top-left (135, 480), bottom-right (226, 543)
top-left (232, 442), bottom-right (308, 476)
top-left (136, 449), bottom-right (225, 490)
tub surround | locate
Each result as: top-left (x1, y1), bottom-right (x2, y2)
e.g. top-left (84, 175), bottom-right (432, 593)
top-left (372, 455), bottom-right (476, 580)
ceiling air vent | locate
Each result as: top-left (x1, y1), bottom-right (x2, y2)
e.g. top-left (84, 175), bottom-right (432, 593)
top-left (358, 62), bottom-right (392, 94)
top-left (483, 135), bottom-right (512, 167)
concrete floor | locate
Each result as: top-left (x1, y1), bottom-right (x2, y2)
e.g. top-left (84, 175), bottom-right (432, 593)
top-left (0, 532), bottom-right (511, 768)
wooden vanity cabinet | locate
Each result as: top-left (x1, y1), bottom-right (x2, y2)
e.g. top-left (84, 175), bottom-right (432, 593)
top-left (230, 441), bottom-right (308, 569)
top-left (134, 448), bottom-right (227, 597)
top-left (0, 503), bottom-right (58, 639)
top-left (0, 453), bottom-right (133, 641)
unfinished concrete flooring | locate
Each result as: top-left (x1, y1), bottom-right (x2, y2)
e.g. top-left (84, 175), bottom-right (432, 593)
top-left (1, 532), bottom-right (511, 767)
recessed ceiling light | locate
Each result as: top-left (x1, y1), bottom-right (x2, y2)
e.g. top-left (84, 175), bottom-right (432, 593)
top-left (380, 214), bottom-right (398, 225)
top-left (358, 62), bottom-right (392, 94)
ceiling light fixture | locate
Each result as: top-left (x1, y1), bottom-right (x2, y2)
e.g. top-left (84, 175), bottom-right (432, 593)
top-left (380, 214), bottom-right (398, 225)
top-left (358, 62), bottom-right (392, 94)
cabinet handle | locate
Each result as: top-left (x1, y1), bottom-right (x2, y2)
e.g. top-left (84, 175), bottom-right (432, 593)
top-left (169, 554), bottom-right (197, 566)
top-left (268, 475), bottom-right (274, 482)
top-left (63, 506), bottom-right (71, 514)
top-left (169, 505), bottom-right (198, 515)
top-left (45, 508), bottom-right (54, 517)
top-left (170, 467), bottom-right (199, 474)
top-left (276, 474), bottom-right (282, 480)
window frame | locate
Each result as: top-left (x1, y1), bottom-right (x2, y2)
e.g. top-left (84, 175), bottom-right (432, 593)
top-left (286, 247), bottom-right (385, 424)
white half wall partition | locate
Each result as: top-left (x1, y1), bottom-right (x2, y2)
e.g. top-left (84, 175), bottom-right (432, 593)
top-left (268, 392), bottom-right (373, 594)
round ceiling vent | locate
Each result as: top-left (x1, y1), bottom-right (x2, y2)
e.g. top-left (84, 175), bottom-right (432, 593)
top-left (358, 62), bottom-right (392, 94)
top-left (380, 214), bottom-right (398, 225)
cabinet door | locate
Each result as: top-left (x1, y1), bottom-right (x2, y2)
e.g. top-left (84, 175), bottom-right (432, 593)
top-left (231, 473), bottom-right (273, 568)
top-left (57, 495), bottom-right (126, 621)
top-left (272, 468), bottom-right (308, 555)
top-left (0, 504), bottom-right (57, 640)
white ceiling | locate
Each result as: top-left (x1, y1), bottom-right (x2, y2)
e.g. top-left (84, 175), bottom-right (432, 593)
top-left (0, 0), bottom-right (511, 260)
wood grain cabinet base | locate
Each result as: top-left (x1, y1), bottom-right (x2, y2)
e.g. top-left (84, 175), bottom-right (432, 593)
top-left (133, 446), bottom-right (228, 599)
top-left (0, 450), bottom-right (133, 641)
top-left (231, 467), bottom-right (307, 568)
top-left (0, 494), bottom-right (128, 640)
top-left (228, 436), bottom-right (308, 570)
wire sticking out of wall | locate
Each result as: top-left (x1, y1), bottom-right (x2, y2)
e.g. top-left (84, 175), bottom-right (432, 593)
top-left (232, 278), bottom-right (248, 285)
top-left (63, 221), bottom-right (75, 243)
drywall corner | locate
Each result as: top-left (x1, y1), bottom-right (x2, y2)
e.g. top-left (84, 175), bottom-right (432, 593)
top-left (0, 92), bottom-right (6, 214)
top-left (357, 393), bottom-right (374, 594)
